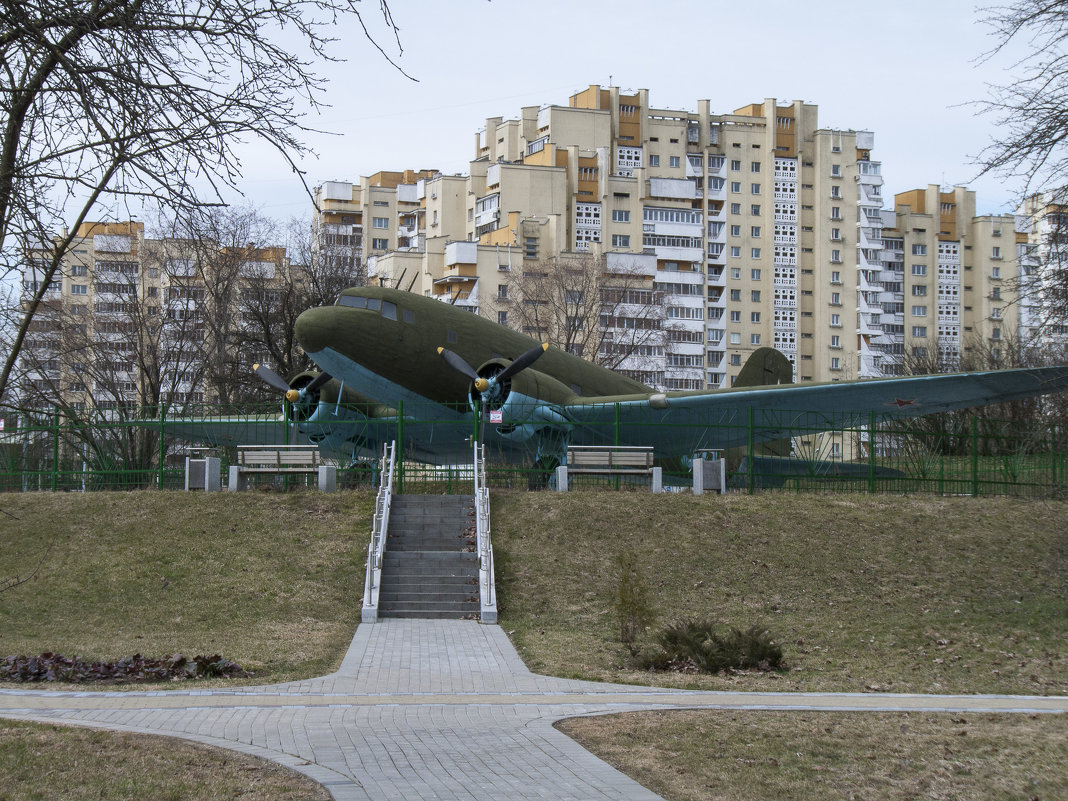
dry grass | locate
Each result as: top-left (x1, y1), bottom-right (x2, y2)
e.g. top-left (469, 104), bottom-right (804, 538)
top-left (0, 719), bottom-right (328, 801)
top-left (492, 491), bottom-right (1068, 695)
top-left (558, 709), bottom-right (1068, 801)
top-left (0, 490), bottom-right (375, 687)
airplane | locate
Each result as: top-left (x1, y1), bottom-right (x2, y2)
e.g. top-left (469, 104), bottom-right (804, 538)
top-left (169, 285), bottom-right (1068, 477)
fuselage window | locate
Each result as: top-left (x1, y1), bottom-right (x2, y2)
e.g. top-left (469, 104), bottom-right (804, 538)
top-left (382, 300), bottom-right (397, 320)
top-left (367, 297), bottom-right (382, 311)
top-left (402, 309), bottom-right (415, 324)
top-left (338, 295), bottom-right (367, 309)
top-left (570, 384), bottom-right (582, 396)
top-left (447, 329), bottom-right (457, 343)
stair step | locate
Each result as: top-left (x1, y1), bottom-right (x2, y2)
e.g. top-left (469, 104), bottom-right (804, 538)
top-left (379, 600), bottom-right (480, 612)
top-left (377, 609), bottom-right (478, 620)
top-left (379, 591), bottom-right (480, 603)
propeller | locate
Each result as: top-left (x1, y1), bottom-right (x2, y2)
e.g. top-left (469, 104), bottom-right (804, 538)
top-left (253, 362), bottom-right (332, 403)
top-left (254, 363), bottom-right (290, 393)
top-left (437, 343), bottom-right (549, 406)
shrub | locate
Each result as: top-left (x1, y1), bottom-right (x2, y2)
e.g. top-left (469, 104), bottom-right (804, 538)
top-left (640, 619), bottom-right (784, 674)
top-left (614, 548), bottom-right (653, 656)
top-left (0, 652), bottom-right (248, 683)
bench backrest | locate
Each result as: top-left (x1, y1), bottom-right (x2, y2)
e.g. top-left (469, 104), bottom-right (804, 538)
top-left (237, 448), bottom-right (320, 468)
top-left (567, 447), bottom-right (654, 469)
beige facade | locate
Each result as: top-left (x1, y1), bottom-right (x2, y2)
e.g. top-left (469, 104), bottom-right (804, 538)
top-left (20, 221), bottom-right (293, 410)
top-left (879, 186), bottom-right (1017, 371)
top-left (313, 85), bottom-right (1025, 390)
top-left (1014, 193), bottom-right (1068, 347)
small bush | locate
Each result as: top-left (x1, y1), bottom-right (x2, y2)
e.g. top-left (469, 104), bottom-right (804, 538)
top-left (614, 549), bottom-right (653, 656)
top-left (639, 619), bottom-right (784, 674)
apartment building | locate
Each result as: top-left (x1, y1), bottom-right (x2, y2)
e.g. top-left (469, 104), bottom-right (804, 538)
top-left (316, 84), bottom-right (1034, 390)
top-left (876, 186), bottom-right (1017, 372)
top-left (19, 221), bottom-right (293, 411)
top-left (1015, 192), bottom-right (1068, 347)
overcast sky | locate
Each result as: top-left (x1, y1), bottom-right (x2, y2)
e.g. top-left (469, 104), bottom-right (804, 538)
top-left (231, 0), bottom-right (1031, 220)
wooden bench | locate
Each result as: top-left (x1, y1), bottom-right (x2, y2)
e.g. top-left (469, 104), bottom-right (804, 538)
top-left (556, 446), bottom-right (662, 492)
top-left (228, 445), bottom-right (335, 492)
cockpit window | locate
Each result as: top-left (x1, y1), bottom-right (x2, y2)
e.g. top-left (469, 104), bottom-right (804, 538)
top-left (338, 295), bottom-right (367, 309)
top-left (367, 297), bottom-right (381, 311)
top-left (382, 300), bottom-right (397, 320)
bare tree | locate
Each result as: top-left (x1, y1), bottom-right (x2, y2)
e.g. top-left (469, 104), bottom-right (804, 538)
top-left (0, 0), bottom-right (406, 403)
top-left (975, 2), bottom-right (1068, 192)
top-left (494, 254), bottom-right (666, 377)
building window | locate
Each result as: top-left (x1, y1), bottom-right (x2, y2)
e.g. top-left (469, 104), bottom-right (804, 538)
top-left (730, 310), bottom-right (741, 322)
top-left (830, 335), bottom-right (841, 348)
top-left (831, 357), bottom-right (841, 370)
top-left (831, 270), bottom-right (841, 283)
top-left (372, 238), bottom-right (388, 249)
top-left (912, 264), bottom-right (927, 276)
top-left (751, 268), bottom-right (761, 280)
top-left (611, 234), bottom-right (630, 247)
top-left (831, 313), bottom-right (841, 326)
top-left (751, 204), bottom-right (761, 215)
top-left (912, 244), bottom-right (927, 256)
top-left (912, 285), bottom-right (927, 296)
top-left (751, 161), bottom-right (761, 173)
top-left (612, 209), bottom-right (630, 222)
top-left (71, 264), bottom-right (88, 276)
top-left (497, 284), bottom-right (508, 300)
top-left (731, 182), bottom-right (741, 193)
top-left (71, 284), bottom-right (87, 295)
top-left (669, 155), bottom-right (680, 168)
top-left (731, 267), bottom-right (741, 279)
top-left (751, 183), bottom-right (761, 194)
top-left (831, 164), bottom-right (841, 176)
top-left (831, 206), bottom-right (841, 220)
top-left (751, 312), bottom-right (761, 323)
top-left (731, 159), bottom-right (741, 171)
top-left (372, 217), bottom-right (389, 229)
top-left (831, 249), bottom-right (841, 262)
top-left (831, 228), bottom-right (841, 241)
top-left (730, 354), bottom-right (741, 366)
top-left (751, 333), bottom-right (761, 345)
top-left (912, 305), bottom-right (927, 316)
top-left (751, 226), bottom-right (761, 237)
top-left (912, 326), bottom-right (928, 337)
top-left (498, 311), bottom-right (507, 325)
top-left (730, 246), bottom-right (741, 257)
top-left (729, 332), bottom-right (741, 344)
top-left (831, 185), bottom-right (841, 198)
top-left (751, 248), bottom-right (761, 259)
top-left (831, 292), bottom-right (841, 304)
top-left (730, 289), bottom-right (741, 301)
top-left (730, 225), bottom-right (741, 236)
top-left (992, 246), bottom-right (1001, 259)
top-left (730, 203), bottom-right (741, 214)
top-left (649, 155), bottom-right (660, 167)
top-left (751, 290), bottom-right (761, 302)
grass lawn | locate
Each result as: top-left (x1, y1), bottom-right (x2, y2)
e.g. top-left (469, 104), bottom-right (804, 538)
top-left (0, 490), bottom-right (374, 686)
top-left (491, 491), bottom-right (1068, 695)
top-left (558, 709), bottom-right (1068, 801)
top-left (0, 719), bottom-right (328, 801)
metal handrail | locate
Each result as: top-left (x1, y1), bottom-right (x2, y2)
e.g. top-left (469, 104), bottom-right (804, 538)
top-left (362, 440), bottom-right (396, 623)
top-left (473, 442), bottom-right (497, 623)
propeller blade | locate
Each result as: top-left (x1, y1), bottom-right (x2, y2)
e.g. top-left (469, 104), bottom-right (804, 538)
top-left (304, 371), bottom-right (332, 394)
top-left (496, 343), bottom-right (549, 383)
top-left (254, 363), bottom-right (290, 392)
top-left (437, 347), bottom-right (480, 382)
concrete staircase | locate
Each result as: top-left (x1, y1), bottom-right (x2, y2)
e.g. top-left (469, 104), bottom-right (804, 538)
top-left (378, 495), bottom-right (480, 620)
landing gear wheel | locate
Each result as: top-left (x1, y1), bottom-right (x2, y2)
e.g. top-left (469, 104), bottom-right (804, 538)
top-left (528, 456), bottom-right (559, 491)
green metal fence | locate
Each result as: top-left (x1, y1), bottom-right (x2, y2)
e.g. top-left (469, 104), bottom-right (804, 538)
top-left (0, 401), bottom-right (1064, 498)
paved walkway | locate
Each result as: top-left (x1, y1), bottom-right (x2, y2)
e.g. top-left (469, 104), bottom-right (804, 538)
top-left (1, 620), bottom-right (1066, 800)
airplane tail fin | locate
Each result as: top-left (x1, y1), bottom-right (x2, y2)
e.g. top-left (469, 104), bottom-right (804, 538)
top-left (733, 347), bottom-right (793, 456)
top-left (733, 347), bottom-right (793, 388)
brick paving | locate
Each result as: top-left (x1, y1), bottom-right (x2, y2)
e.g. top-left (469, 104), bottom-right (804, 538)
top-left (1, 620), bottom-right (1065, 800)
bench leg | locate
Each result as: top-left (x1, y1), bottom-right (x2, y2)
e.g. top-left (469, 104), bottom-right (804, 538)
top-left (228, 466), bottom-right (248, 492)
top-left (554, 465), bottom-right (569, 491)
top-left (318, 465), bottom-right (337, 493)
top-left (651, 466), bottom-right (663, 494)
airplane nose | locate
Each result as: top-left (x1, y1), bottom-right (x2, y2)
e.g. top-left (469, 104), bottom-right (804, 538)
top-left (294, 306), bottom-right (337, 355)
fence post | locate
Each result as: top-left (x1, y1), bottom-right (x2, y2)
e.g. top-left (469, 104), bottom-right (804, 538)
top-left (747, 406), bottom-right (755, 495)
top-left (158, 403), bottom-right (167, 489)
top-left (614, 402), bottom-right (620, 447)
top-left (868, 410), bottom-right (876, 495)
top-left (971, 415), bottom-right (980, 497)
top-left (51, 406), bottom-right (60, 492)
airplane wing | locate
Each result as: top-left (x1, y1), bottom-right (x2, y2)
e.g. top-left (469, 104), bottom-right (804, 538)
top-left (163, 415), bottom-right (297, 448)
top-left (561, 365), bottom-right (1068, 455)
